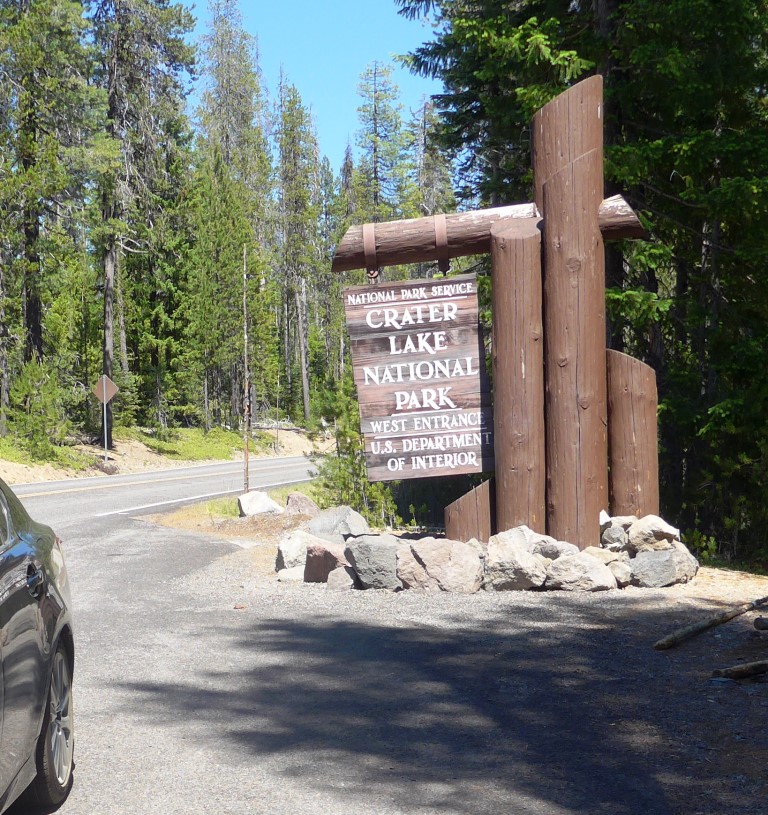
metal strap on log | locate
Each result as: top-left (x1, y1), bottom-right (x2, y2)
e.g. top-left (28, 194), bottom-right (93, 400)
top-left (362, 223), bottom-right (379, 280)
top-left (434, 213), bottom-right (450, 273)
top-left (332, 195), bottom-right (644, 273)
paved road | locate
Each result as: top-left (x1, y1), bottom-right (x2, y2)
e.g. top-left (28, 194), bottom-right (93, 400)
top-left (6, 460), bottom-right (763, 815)
top-left (13, 456), bottom-right (314, 536)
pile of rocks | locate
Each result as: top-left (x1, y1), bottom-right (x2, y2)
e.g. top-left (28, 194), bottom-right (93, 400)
top-left (258, 492), bottom-right (699, 594)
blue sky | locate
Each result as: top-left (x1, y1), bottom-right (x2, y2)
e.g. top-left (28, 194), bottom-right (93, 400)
top-left (190, 0), bottom-right (443, 172)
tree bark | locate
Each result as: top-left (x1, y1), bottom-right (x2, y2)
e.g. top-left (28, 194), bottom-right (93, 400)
top-left (102, 238), bottom-right (117, 448)
top-left (297, 278), bottom-right (311, 423)
top-left (332, 196), bottom-right (642, 272)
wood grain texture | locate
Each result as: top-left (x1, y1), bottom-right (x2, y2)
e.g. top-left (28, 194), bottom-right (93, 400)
top-left (541, 147), bottom-right (608, 548)
top-left (344, 275), bottom-right (494, 481)
top-left (607, 350), bottom-right (659, 517)
top-left (331, 195), bottom-right (642, 273)
top-left (444, 478), bottom-right (496, 543)
top-left (490, 218), bottom-right (546, 533)
top-left (532, 75), bottom-right (604, 213)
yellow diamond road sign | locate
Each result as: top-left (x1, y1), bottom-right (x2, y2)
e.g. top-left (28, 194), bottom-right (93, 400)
top-left (92, 374), bottom-right (119, 405)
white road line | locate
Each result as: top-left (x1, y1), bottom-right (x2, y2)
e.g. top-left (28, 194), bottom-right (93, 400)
top-left (94, 478), bottom-right (311, 517)
top-left (15, 462), bottom-right (300, 499)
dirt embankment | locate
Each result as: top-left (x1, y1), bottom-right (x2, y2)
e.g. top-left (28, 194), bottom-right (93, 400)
top-left (0, 426), bottom-right (320, 484)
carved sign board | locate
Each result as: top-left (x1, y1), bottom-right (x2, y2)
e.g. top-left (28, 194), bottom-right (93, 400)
top-left (344, 274), bottom-right (494, 481)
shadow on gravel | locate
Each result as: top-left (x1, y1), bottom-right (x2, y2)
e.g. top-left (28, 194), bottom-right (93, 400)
top-left (121, 593), bottom-right (766, 815)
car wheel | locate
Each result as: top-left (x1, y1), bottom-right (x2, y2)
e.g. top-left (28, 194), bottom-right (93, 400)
top-left (25, 643), bottom-right (75, 806)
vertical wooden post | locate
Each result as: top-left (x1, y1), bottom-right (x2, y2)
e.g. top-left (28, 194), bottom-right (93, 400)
top-left (607, 350), bottom-right (660, 517)
top-left (444, 479), bottom-right (496, 543)
top-left (533, 76), bottom-right (608, 548)
top-left (490, 219), bottom-right (546, 532)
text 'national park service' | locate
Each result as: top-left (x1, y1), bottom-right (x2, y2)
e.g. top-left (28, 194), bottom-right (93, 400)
top-left (344, 274), bottom-right (494, 481)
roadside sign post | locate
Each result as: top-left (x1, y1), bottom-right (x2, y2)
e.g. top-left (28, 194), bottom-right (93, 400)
top-left (92, 375), bottom-right (119, 462)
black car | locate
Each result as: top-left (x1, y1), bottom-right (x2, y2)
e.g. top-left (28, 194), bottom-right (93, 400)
top-left (0, 478), bottom-right (74, 813)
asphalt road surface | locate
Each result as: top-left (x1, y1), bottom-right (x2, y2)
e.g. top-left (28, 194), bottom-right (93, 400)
top-left (6, 459), bottom-right (764, 815)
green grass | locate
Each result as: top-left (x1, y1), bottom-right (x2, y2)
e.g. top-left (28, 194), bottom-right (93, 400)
top-left (0, 436), bottom-right (92, 471)
top-left (167, 479), bottom-right (319, 525)
top-left (114, 426), bottom-right (271, 461)
top-left (266, 478), bottom-right (320, 507)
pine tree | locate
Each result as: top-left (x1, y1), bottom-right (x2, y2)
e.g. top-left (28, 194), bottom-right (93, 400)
top-left (91, 0), bottom-right (195, 445)
top-left (355, 61), bottom-right (410, 222)
top-left (276, 78), bottom-right (321, 424)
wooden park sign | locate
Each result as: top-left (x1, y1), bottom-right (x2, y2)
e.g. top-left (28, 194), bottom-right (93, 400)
top-left (344, 274), bottom-right (493, 481)
top-left (335, 76), bottom-right (659, 549)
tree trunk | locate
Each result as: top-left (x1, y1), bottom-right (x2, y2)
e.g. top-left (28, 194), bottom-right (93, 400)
top-left (103, 238), bottom-right (117, 449)
top-left (296, 279), bottom-right (311, 423)
top-left (116, 252), bottom-right (129, 374)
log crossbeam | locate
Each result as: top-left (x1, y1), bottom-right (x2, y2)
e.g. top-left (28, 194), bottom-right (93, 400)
top-left (331, 195), bottom-right (644, 273)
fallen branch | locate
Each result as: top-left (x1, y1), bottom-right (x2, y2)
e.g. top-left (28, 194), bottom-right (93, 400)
top-left (712, 660), bottom-right (768, 680)
top-left (654, 596), bottom-right (768, 650)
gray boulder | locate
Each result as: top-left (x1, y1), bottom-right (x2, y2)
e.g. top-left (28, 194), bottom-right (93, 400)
top-left (344, 535), bottom-right (401, 591)
top-left (397, 544), bottom-right (440, 591)
top-left (408, 538), bottom-right (483, 593)
top-left (326, 566), bottom-right (359, 591)
top-left (238, 490), bottom-right (283, 517)
top-left (602, 524), bottom-right (629, 551)
top-left (488, 525), bottom-right (537, 553)
top-left (276, 566), bottom-right (305, 582)
top-left (582, 546), bottom-right (620, 565)
top-left (307, 505), bottom-right (370, 538)
top-left (608, 559), bottom-right (632, 588)
top-left (630, 543), bottom-right (699, 588)
top-left (536, 539), bottom-right (579, 560)
top-left (545, 552), bottom-right (617, 592)
top-left (276, 529), bottom-right (325, 571)
top-left (285, 491), bottom-right (320, 517)
top-left (304, 540), bottom-right (349, 583)
top-left (611, 515), bottom-right (639, 530)
top-left (485, 534), bottom-right (547, 591)
top-left (627, 515), bottom-right (680, 554)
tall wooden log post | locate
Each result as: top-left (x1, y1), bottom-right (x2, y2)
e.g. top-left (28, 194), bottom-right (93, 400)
top-left (533, 76), bottom-right (609, 548)
top-left (490, 219), bottom-right (546, 532)
top-left (607, 350), bottom-right (660, 517)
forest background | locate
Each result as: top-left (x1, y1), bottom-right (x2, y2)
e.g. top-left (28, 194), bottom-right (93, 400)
top-left (2, 0), bottom-right (768, 566)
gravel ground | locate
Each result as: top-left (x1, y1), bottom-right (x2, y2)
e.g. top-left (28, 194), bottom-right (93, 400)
top-left (166, 533), bottom-right (768, 815)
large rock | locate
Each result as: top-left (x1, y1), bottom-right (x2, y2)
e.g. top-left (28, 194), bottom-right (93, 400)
top-left (627, 515), bottom-right (680, 554)
top-left (489, 525), bottom-right (537, 553)
top-left (397, 544), bottom-right (440, 591)
top-left (344, 535), bottom-right (401, 591)
top-left (582, 546), bottom-right (620, 565)
top-left (536, 539), bottom-right (579, 560)
top-left (630, 543), bottom-right (699, 588)
top-left (276, 566), bottom-right (305, 582)
top-left (238, 490), bottom-right (283, 517)
top-left (326, 566), bottom-right (359, 591)
top-left (601, 524), bottom-right (629, 551)
top-left (485, 533), bottom-right (547, 591)
top-left (545, 552), bottom-right (617, 592)
top-left (408, 538), bottom-right (483, 593)
top-left (609, 559), bottom-right (632, 588)
top-left (307, 505), bottom-right (370, 538)
top-left (284, 491), bottom-right (320, 517)
top-left (276, 529), bottom-right (327, 571)
top-left (304, 541), bottom-right (350, 583)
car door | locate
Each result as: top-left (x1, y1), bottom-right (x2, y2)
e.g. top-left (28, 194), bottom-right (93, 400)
top-left (0, 492), bottom-right (45, 792)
